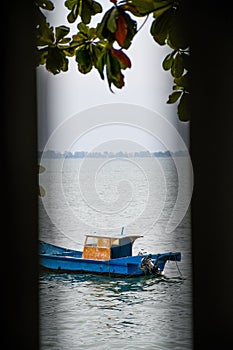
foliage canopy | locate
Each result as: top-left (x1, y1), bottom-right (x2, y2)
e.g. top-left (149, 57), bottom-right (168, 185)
top-left (36, 0), bottom-right (190, 121)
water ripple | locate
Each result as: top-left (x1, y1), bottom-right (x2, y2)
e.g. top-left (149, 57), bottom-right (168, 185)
top-left (39, 158), bottom-right (193, 350)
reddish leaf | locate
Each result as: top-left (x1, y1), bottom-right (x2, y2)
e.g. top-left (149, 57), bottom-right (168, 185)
top-left (115, 13), bottom-right (128, 47)
top-left (111, 48), bottom-right (131, 68)
top-left (110, 0), bottom-right (117, 4)
top-left (115, 72), bottom-right (125, 88)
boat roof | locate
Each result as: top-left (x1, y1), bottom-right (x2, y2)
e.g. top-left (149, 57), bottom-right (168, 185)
top-left (85, 233), bottom-right (143, 240)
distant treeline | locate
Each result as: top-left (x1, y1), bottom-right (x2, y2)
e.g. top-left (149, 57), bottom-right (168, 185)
top-left (38, 150), bottom-right (188, 159)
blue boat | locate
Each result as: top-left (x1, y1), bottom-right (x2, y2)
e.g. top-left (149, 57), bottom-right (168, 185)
top-left (39, 232), bottom-right (181, 277)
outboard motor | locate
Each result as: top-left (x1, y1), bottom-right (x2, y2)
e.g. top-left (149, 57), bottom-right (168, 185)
top-left (141, 254), bottom-right (160, 275)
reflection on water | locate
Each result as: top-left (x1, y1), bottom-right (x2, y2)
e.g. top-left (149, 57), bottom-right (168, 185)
top-left (40, 271), bottom-right (192, 350)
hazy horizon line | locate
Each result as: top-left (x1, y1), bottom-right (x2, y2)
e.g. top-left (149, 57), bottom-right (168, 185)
top-left (38, 149), bottom-right (188, 159)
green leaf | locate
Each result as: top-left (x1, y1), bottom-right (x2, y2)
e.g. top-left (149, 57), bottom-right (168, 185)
top-left (177, 93), bottom-right (190, 121)
top-left (36, 48), bottom-right (48, 66)
top-left (153, 2), bottom-right (174, 18)
top-left (70, 23), bottom-right (97, 49)
top-left (92, 44), bottom-right (103, 65)
top-left (81, 0), bottom-right (103, 24)
top-left (94, 46), bottom-right (106, 80)
top-left (122, 0), bottom-right (153, 15)
top-left (58, 38), bottom-right (71, 45)
top-left (77, 22), bottom-right (89, 35)
top-left (76, 47), bottom-right (93, 73)
top-left (63, 47), bottom-right (77, 57)
top-left (46, 47), bottom-right (69, 74)
top-left (174, 73), bottom-right (189, 91)
top-left (107, 51), bottom-right (120, 77)
top-left (36, 0), bottom-right (54, 11)
top-left (168, 10), bottom-right (189, 50)
top-left (36, 19), bottom-right (54, 46)
top-left (93, 1), bottom-right (102, 13)
top-left (162, 51), bottom-right (175, 70)
top-left (55, 26), bottom-right (70, 43)
top-left (96, 8), bottom-right (114, 41)
top-left (125, 0), bottom-right (173, 16)
top-left (67, 12), bottom-right (76, 23)
top-left (172, 84), bottom-right (183, 91)
top-left (107, 8), bottom-right (119, 33)
top-left (65, 0), bottom-right (78, 11)
top-left (106, 50), bottom-right (124, 90)
top-left (171, 52), bottom-right (184, 78)
top-left (150, 9), bottom-right (173, 45)
top-left (119, 4), bottom-right (145, 17)
top-left (125, 0), bottom-right (156, 14)
top-left (65, 0), bottom-right (80, 23)
top-left (167, 91), bottom-right (182, 104)
top-left (70, 33), bottom-right (86, 47)
top-left (166, 36), bottom-right (177, 50)
top-left (81, 2), bottom-right (93, 24)
top-left (106, 52), bottom-right (113, 90)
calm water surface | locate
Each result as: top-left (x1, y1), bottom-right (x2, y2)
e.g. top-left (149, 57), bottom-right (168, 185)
top-left (39, 158), bottom-right (193, 349)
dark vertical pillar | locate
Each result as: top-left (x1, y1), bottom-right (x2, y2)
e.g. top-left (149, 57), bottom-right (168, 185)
top-left (0, 2), bottom-right (39, 349)
top-left (190, 1), bottom-right (233, 348)
top-left (1, 1), bottom-right (233, 350)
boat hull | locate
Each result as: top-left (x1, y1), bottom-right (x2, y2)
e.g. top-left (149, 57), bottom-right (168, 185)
top-left (39, 241), bottom-right (181, 277)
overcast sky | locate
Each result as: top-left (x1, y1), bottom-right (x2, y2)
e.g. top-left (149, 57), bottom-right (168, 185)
top-left (37, 0), bottom-right (190, 153)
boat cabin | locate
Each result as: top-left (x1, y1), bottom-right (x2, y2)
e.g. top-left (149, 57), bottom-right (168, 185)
top-left (82, 233), bottom-right (143, 261)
